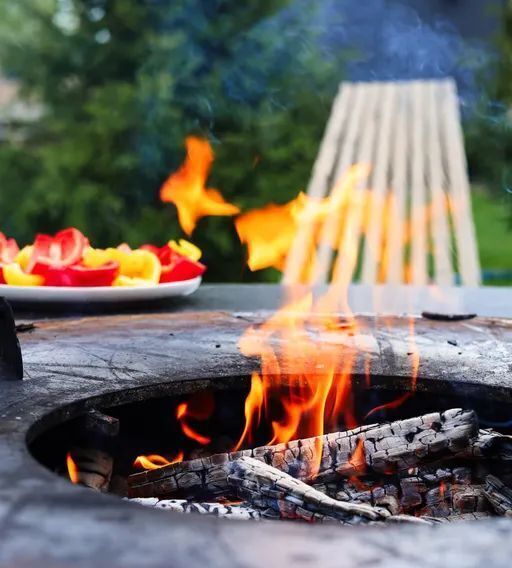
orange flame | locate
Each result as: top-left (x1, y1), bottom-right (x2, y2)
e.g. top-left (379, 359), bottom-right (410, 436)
top-left (66, 452), bottom-right (79, 484)
top-left (234, 193), bottom-right (312, 272)
top-left (233, 372), bottom-right (264, 452)
top-left (160, 136), bottom-right (240, 235)
top-left (176, 393), bottom-right (213, 446)
top-left (133, 453), bottom-right (184, 470)
top-left (234, 287), bottom-right (361, 475)
top-left (236, 164), bottom-right (371, 275)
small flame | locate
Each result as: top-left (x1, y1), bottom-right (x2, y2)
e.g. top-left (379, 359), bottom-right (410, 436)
top-left (160, 136), bottom-right (240, 235)
top-left (133, 453), bottom-right (184, 470)
top-left (176, 392), bottom-right (214, 446)
top-left (66, 452), bottom-right (79, 484)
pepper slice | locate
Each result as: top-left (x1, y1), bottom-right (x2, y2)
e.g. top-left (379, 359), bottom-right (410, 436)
top-left (84, 247), bottom-right (161, 286)
top-left (3, 263), bottom-right (45, 286)
top-left (160, 256), bottom-right (206, 283)
top-left (29, 228), bottom-right (89, 276)
top-left (141, 241), bottom-right (205, 283)
top-left (0, 232), bottom-right (20, 284)
top-left (38, 262), bottom-right (119, 287)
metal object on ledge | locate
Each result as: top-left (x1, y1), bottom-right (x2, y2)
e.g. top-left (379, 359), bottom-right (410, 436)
top-left (0, 297), bottom-right (23, 380)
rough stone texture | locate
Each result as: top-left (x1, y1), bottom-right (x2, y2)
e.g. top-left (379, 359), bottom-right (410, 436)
top-left (128, 409), bottom-right (477, 498)
top-left (2, 285), bottom-right (512, 567)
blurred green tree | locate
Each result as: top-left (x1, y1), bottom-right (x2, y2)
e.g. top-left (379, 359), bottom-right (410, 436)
top-left (465, 0), bottom-right (512, 197)
top-left (0, 0), bottom-right (348, 281)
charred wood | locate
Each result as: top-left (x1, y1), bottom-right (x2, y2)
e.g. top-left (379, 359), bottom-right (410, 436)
top-left (128, 497), bottom-right (262, 520)
top-left (484, 474), bottom-right (512, 517)
top-left (128, 408), bottom-right (477, 499)
top-left (227, 456), bottom-right (391, 524)
top-left (69, 448), bottom-right (113, 491)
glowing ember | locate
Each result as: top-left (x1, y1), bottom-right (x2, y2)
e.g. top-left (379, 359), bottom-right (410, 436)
top-left (160, 136), bottom-right (240, 235)
top-left (134, 453), bottom-right (184, 470)
top-left (66, 452), bottom-right (79, 484)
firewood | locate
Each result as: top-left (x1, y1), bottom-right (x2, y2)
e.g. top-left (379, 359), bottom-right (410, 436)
top-left (83, 409), bottom-right (120, 438)
top-left (128, 408), bottom-right (477, 499)
top-left (227, 456), bottom-right (391, 524)
top-left (435, 512), bottom-right (492, 523)
top-left (484, 474), bottom-right (512, 517)
top-left (70, 448), bottom-right (113, 491)
top-left (462, 429), bottom-right (512, 461)
top-left (128, 497), bottom-right (262, 520)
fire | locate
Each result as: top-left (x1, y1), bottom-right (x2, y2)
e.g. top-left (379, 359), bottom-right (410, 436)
top-left (134, 156), bottom-right (439, 479)
top-left (160, 136), bottom-right (240, 235)
top-left (66, 452), bottom-right (79, 484)
top-left (176, 391), bottom-right (214, 446)
top-left (133, 453), bottom-right (184, 470)
top-left (233, 372), bottom-right (264, 452)
top-left (234, 288), bottom-right (361, 474)
top-left (235, 164), bottom-right (370, 275)
top-left (234, 193), bottom-right (311, 272)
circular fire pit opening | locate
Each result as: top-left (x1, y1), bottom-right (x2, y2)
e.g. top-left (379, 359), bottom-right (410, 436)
top-left (28, 374), bottom-right (512, 525)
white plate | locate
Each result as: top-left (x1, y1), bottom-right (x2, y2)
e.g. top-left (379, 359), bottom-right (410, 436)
top-left (0, 277), bottom-right (202, 304)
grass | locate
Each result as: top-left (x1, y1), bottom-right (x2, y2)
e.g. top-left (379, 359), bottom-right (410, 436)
top-left (472, 188), bottom-right (512, 285)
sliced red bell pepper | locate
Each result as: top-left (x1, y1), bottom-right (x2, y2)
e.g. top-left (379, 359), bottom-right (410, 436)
top-left (160, 256), bottom-right (206, 282)
top-left (29, 228), bottom-right (89, 276)
top-left (66, 262), bottom-right (119, 287)
top-left (141, 243), bottom-right (205, 283)
top-left (43, 262), bottom-right (119, 287)
top-left (0, 232), bottom-right (20, 284)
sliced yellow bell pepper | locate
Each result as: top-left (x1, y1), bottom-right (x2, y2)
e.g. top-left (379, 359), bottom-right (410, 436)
top-left (168, 239), bottom-right (202, 261)
top-left (84, 248), bottom-right (161, 285)
top-left (3, 263), bottom-right (44, 286)
top-left (15, 245), bottom-right (34, 271)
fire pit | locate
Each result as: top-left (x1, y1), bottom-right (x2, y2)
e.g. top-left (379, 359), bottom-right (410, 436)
top-left (2, 285), bottom-right (512, 567)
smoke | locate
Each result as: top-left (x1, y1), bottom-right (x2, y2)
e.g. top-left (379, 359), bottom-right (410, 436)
top-left (221, 0), bottom-right (495, 110)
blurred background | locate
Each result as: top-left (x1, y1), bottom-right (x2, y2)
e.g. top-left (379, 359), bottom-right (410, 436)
top-left (0, 0), bottom-right (511, 283)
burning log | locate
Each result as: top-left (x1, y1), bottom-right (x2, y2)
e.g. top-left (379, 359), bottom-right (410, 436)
top-left (128, 408), bottom-right (477, 499)
top-left (227, 456), bottom-right (391, 524)
top-left (67, 448), bottom-right (113, 491)
top-left (67, 410), bottom-right (119, 492)
top-left (484, 475), bottom-right (512, 517)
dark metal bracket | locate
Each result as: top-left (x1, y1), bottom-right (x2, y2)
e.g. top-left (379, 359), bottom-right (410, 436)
top-left (0, 297), bottom-right (23, 380)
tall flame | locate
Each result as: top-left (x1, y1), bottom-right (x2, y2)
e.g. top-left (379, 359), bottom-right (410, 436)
top-left (160, 136), bottom-right (240, 235)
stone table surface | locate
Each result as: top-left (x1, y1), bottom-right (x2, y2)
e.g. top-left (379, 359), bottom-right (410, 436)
top-left (1, 283), bottom-right (512, 568)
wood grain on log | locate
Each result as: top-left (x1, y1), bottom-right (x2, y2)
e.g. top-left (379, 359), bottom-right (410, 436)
top-left (128, 408), bottom-right (477, 499)
top-left (227, 456), bottom-right (391, 524)
top-left (462, 430), bottom-right (512, 461)
top-left (484, 475), bottom-right (512, 517)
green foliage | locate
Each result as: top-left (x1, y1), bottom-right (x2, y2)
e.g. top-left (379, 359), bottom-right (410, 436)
top-left (465, 1), bottom-right (512, 197)
top-left (0, 0), bottom-right (348, 281)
